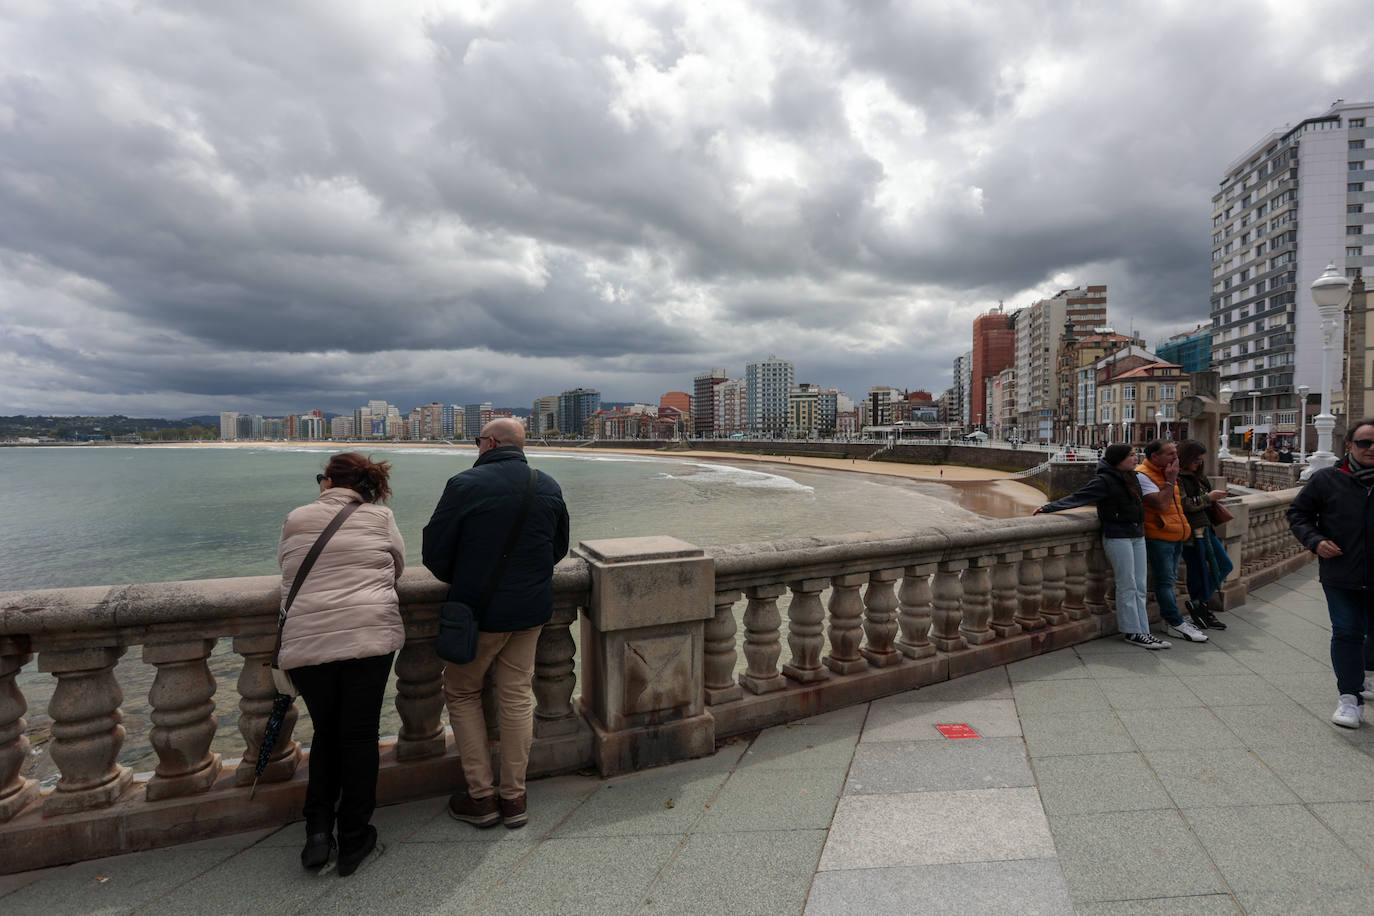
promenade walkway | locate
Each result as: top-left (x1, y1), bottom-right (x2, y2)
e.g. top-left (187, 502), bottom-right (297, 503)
top-left (3, 564), bottom-right (1372, 914)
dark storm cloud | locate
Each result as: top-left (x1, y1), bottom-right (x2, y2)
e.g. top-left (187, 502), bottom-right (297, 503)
top-left (2, 0), bottom-right (1373, 416)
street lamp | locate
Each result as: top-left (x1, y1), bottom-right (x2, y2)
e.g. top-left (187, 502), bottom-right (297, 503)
top-left (1302, 263), bottom-right (1354, 479)
top-left (1296, 384), bottom-right (1310, 466)
top-left (1263, 414), bottom-right (1273, 452)
top-left (1218, 383), bottom-right (1233, 460)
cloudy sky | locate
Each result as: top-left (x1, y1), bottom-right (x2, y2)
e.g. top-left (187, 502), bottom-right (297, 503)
top-left (3, 0), bottom-right (1373, 419)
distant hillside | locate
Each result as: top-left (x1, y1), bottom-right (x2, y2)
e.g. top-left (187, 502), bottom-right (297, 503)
top-left (0, 415), bottom-right (214, 439)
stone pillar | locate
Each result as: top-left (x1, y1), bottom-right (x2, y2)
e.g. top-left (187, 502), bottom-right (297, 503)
top-left (989, 552), bottom-right (1023, 638)
top-left (143, 638), bottom-right (222, 801)
top-left (739, 584), bottom-right (787, 694)
top-left (958, 559), bottom-right (996, 645)
top-left (1040, 546), bottom-right (1068, 626)
top-left (534, 602), bottom-right (582, 738)
top-left (782, 579), bottom-right (830, 682)
top-left (1085, 541), bottom-right (1110, 617)
top-left (895, 563), bottom-right (936, 659)
top-left (1063, 544), bottom-right (1088, 620)
top-left (704, 589), bottom-right (743, 705)
top-left (823, 573), bottom-right (868, 674)
top-left (1014, 548), bottom-right (1048, 631)
top-left (929, 561), bottom-right (968, 652)
top-left (233, 632), bottom-right (300, 787)
top-left (39, 645), bottom-right (134, 815)
top-left (0, 640), bottom-right (39, 822)
top-left (576, 537), bottom-right (715, 776)
top-left (394, 615), bottom-right (446, 759)
top-left (860, 568), bottom-right (903, 667)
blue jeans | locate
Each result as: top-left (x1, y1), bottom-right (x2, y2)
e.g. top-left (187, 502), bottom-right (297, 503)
top-left (1181, 527), bottom-right (1234, 603)
top-left (1102, 536), bottom-right (1150, 636)
top-left (1145, 538), bottom-right (1185, 626)
top-left (1321, 585), bottom-right (1374, 704)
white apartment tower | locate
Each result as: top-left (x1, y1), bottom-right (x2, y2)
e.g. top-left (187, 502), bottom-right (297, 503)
top-left (1013, 286), bottom-right (1107, 441)
top-left (1210, 100), bottom-right (1374, 435)
top-left (745, 356), bottom-right (794, 434)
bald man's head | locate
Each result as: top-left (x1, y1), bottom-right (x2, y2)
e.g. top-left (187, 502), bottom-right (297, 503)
top-left (481, 417), bottom-right (526, 450)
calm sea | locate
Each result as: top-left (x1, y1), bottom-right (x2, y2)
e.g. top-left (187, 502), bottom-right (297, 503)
top-left (0, 444), bottom-right (1031, 591)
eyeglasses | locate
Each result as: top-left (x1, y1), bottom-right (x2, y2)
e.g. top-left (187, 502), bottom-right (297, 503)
top-left (474, 435), bottom-right (498, 446)
top-left (315, 474), bottom-right (327, 484)
top-left (1352, 439), bottom-right (1374, 449)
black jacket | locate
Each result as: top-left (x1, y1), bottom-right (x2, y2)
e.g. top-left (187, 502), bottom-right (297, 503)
top-left (422, 447), bottom-right (571, 631)
top-left (1287, 464), bottom-right (1374, 590)
top-left (1039, 459), bottom-right (1145, 539)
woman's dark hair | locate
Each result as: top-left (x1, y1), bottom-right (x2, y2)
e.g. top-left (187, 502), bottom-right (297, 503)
top-left (1177, 439), bottom-right (1207, 469)
top-left (1104, 443), bottom-right (1133, 467)
top-left (1345, 418), bottom-right (1374, 443)
top-left (324, 452), bottom-right (392, 503)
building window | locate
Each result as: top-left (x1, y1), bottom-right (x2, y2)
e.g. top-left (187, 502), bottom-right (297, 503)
top-left (1161, 384), bottom-right (1176, 401)
top-left (1099, 406), bottom-right (1112, 423)
top-left (1351, 161), bottom-right (1367, 171)
top-left (1351, 183), bottom-right (1366, 192)
top-left (1349, 247), bottom-right (1364, 257)
top-left (1100, 390), bottom-right (1112, 403)
top-left (1123, 405), bottom-right (1136, 421)
top-left (1353, 118), bottom-right (1367, 128)
top-left (1123, 385), bottom-right (1136, 401)
top-left (1349, 226), bottom-right (1365, 235)
top-left (1353, 140), bottom-right (1367, 150)
top-left (1351, 204), bottom-right (1365, 214)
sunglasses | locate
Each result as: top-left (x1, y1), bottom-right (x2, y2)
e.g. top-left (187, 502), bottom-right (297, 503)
top-left (315, 473), bottom-right (327, 484)
top-left (474, 435), bottom-right (498, 446)
top-left (1352, 439), bottom-right (1374, 449)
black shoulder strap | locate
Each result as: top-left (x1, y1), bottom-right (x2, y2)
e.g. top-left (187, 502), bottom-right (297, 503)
top-left (471, 467), bottom-right (539, 614)
top-left (273, 500), bottom-right (362, 665)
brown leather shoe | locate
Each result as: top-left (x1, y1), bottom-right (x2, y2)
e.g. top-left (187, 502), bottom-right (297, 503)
top-left (499, 794), bottom-right (527, 829)
top-left (448, 791), bottom-right (500, 828)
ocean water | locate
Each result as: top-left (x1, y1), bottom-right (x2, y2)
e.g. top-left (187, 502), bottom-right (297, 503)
top-left (0, 444), bottom-right (1028, 591)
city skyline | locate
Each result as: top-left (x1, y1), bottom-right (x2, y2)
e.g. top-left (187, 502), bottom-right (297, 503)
top-left (3, 2), bottom-right (1373, 418)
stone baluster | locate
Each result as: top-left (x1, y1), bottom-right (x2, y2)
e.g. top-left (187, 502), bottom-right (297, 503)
top-left (824, 573), bottom-right (868, 674)
top-left (1014, 548), bottom-right (1048, 631)
top-left (144, 638), bottom-right (222, 800)
top-left (990, 552), bottom-right (1023, 637)
top-left (783, 579), bottom-right (830, 682)
top-left (534, 601), bottom-right (582, 738)
top-left (958, 558), bottom-right (995, 644)
top-left (1040, 546), bottom-right (1068, 626)
top-left (928, 561), bottom-right (968, 652)
top-left (704, 589), bottom-right (743, 704)
top-left (38, 645), bottom-right (134, 814)
top-left (1085, 540), bottom-right (1111, 617)
top-left (860, 568), bottom-right (903, 667)
top-left (895, 564), bottom-right (937, 659)
top-left (233, 632), bottom-right (300, 787)
top-left (1062, 542), bottom-right (1088, 620)
top-left (394, 622), bottom-right (446, 758)
top-left (0, 639), bottom-right (39, 822)
top-left (739, 584), bottom-right (786, 694)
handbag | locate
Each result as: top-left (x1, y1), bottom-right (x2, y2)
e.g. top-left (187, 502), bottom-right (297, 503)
top-left (1206, 501), bottom-right (1234, 526)
top-left (437, 468), bottom-right (538, 665)
top-left (269, 500), bottom-right (362, 696)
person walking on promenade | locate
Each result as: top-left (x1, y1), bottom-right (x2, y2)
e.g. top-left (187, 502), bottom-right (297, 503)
top-left (1034, 444), bottom-right (1171, 649)
top-left (278, 453), bottom-right (405, 876)
top-left (1287, 418), bottom-right (1374, 728)
top-left (423, 417), bottom-right (570, 828)
top-left (1137, 439), bottom-right (1209, 643)
top-left (1176, 440), bottom-right (1232, 631)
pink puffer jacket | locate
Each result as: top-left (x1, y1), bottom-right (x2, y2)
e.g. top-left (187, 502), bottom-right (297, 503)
top-left (276, 487), bottom-right (406, 670)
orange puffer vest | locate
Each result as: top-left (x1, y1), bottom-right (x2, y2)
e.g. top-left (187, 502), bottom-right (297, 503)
top-left (1137, 459), bottom-right (1191, 542)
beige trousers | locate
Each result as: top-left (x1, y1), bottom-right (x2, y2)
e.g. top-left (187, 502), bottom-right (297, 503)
top-left (442, 625), bottom-right (542, 800)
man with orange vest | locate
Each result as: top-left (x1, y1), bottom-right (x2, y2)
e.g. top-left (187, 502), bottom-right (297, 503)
top-left (1137, 439), bottom-right (1210, 643)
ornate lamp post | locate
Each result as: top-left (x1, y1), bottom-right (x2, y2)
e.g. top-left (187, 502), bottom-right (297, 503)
top-left (1297, 383), bottom-right (1310, 465)
top-left (1218, 383), bottom-right (1233, 460)
top-left (1302, 263), bottom-right (1354, 480)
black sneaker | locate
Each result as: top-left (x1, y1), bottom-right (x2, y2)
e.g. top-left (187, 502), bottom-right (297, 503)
top-left (336, 825), bottom-right (378, 878)
top-left (300, 832), bottom-right (335, 870)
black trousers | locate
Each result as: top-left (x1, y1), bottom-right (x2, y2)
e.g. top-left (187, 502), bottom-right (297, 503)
top-left (290, 652), bottom-right (394, 850)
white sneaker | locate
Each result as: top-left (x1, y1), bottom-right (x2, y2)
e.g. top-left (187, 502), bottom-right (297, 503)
top-left (1362, 674), bottom-right (1374, 702)
top-left (1166, 620), bottom-right (1209, 643)
top-left (1332, 695), bottom-right (1362, 729)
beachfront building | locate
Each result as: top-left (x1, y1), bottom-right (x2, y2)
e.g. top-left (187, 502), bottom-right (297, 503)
top-left (219, 412), bottom-right (239, 440)
top-left (463, 402), bottom-right (493, 438)
top-left (557, 389), bottom-right (600, 438)
top-left (951, 350), bottom-right (972, 429)
top-left (1014, 286), bottom-right (1107, 442)
top-left (746, 357), bottom-right (794, 435)
top-left (330, 416), bottom-right (352, 439)
top-left (714, 378), bottom-right (746, 435)
top-left (971, 308), bottom-right (1014, 431)
top-left (1095, 361), bottom-right (1190, 445)
top-left (692, 369), bottom-right (728, 437)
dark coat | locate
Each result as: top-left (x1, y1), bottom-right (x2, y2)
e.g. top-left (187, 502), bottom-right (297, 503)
top-left (1039, 459), bottom-right (1145, 539)
top-left (1287, 463), bottom-right (1374, 590)
top-left (422, 446), bottom-right (571, 631)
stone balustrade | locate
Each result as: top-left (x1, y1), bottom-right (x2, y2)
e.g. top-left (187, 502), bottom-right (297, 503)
top-left (0, 491), bottom-right (1311, 872)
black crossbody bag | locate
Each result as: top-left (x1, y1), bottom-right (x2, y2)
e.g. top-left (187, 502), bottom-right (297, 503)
top-left (436, 468), bottom-right (538, 665)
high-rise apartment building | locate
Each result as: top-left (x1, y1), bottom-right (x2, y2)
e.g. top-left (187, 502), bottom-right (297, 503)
top-left (463, 403), bottom-right (493, 438)
top-left (557, 389), bottom-right (600, 438)
top-left (714, 378), bottom-right (746, 435)
top-left (970, 310), bottom-right (1015, 429)
top-left (867, 386), bottom-right (902, 427)
top-left (1156, 326), bottom-right (1213, 374)
top-left (951, 350), bottom-right (972, 428)
top-left (1014, 286), bottom-right (1107, 441)
top-left (418, 402), bottom-right (444, 439)
top-left (529, 396), bottom-right (558, 436)
top-left (745, 357), bottom-right (794, 434)
top-left (692, 370), bottom-right (728, 437)
top-left (219, 412), bottom-right (239, 440)
top-left (1211, 100), bottom-right (1374, 437)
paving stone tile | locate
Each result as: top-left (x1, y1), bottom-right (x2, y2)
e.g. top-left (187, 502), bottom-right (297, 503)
top-left (142, 845), bottom-right (347, 915)
top-left (902, 666), bottom-right (1012, 703)
top-left (806, 858), bottom-right (1072, 915)
top-left (1079, 651), bottom-right (1175, 679)
top-left (641, 829), bottom-right (825, 915)
top-left (1047, 809), bottom-right (1224, 904)
top-left (1254, 743), bottom-right (1374, 803)
top-left (696, 767), bottom-right (846, 833)
top-left (1031, 752), bottom-right (1171, 815)
top-left (819, 788), bottom-right (1054, 870)
top-left (739, 723), bottom-right (860, 771)
top-left (1115, 707), bottom-right (1241, 751)
top-left (1011, 678), bottom-right (1110, 715)
top-left (862, 698), bottom-right (1021, 743)
top-left (1154, 650), bottom-right (1253, 677)
top-left (309, 840), bottom-right (531, 914)
top-left (1073, 635), bottom-right (1143, 655)
top-left (0, 848), bottom-right (236, 913)
top-left (1006, 652), bottom-right (1091, 683)
top-left (1226, 644), bottom-right (1330, 675)
top-left (1177, 673), bottom-right (1292, 706)
top-left (1212, 703), bottom-right (1341, 747)
top-left (844, 737), bottom-right (1032, 795)
top-left (1181, 804), bottom-right (1374, 913)
top-left (471, 834), bottom-right (683, 915)
top-left (549, 755), bottom-right (738, 838)
top-left (1309, 801), bottom-right (1374, 864)
top-left (1073, 895), bottom-right (1242, 915)
top-left (1018, 709), bottom-right (1135, 757)
top-left (1095, 676), bottom-right (1200, 711)
top-left (0, 865), bottom-right (66, 900)
top-left (1142, 747), bottom-right (1299, 808)
top-left (790, 704), bottom-right (870, 728)
top-left (1265, 671), bottom-right (1338, 708)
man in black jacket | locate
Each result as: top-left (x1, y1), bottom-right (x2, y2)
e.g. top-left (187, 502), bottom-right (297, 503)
top-left (1288, 418), bottom-right (1374, 729)
top-left (423, 417), bottom-right (570, 828)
